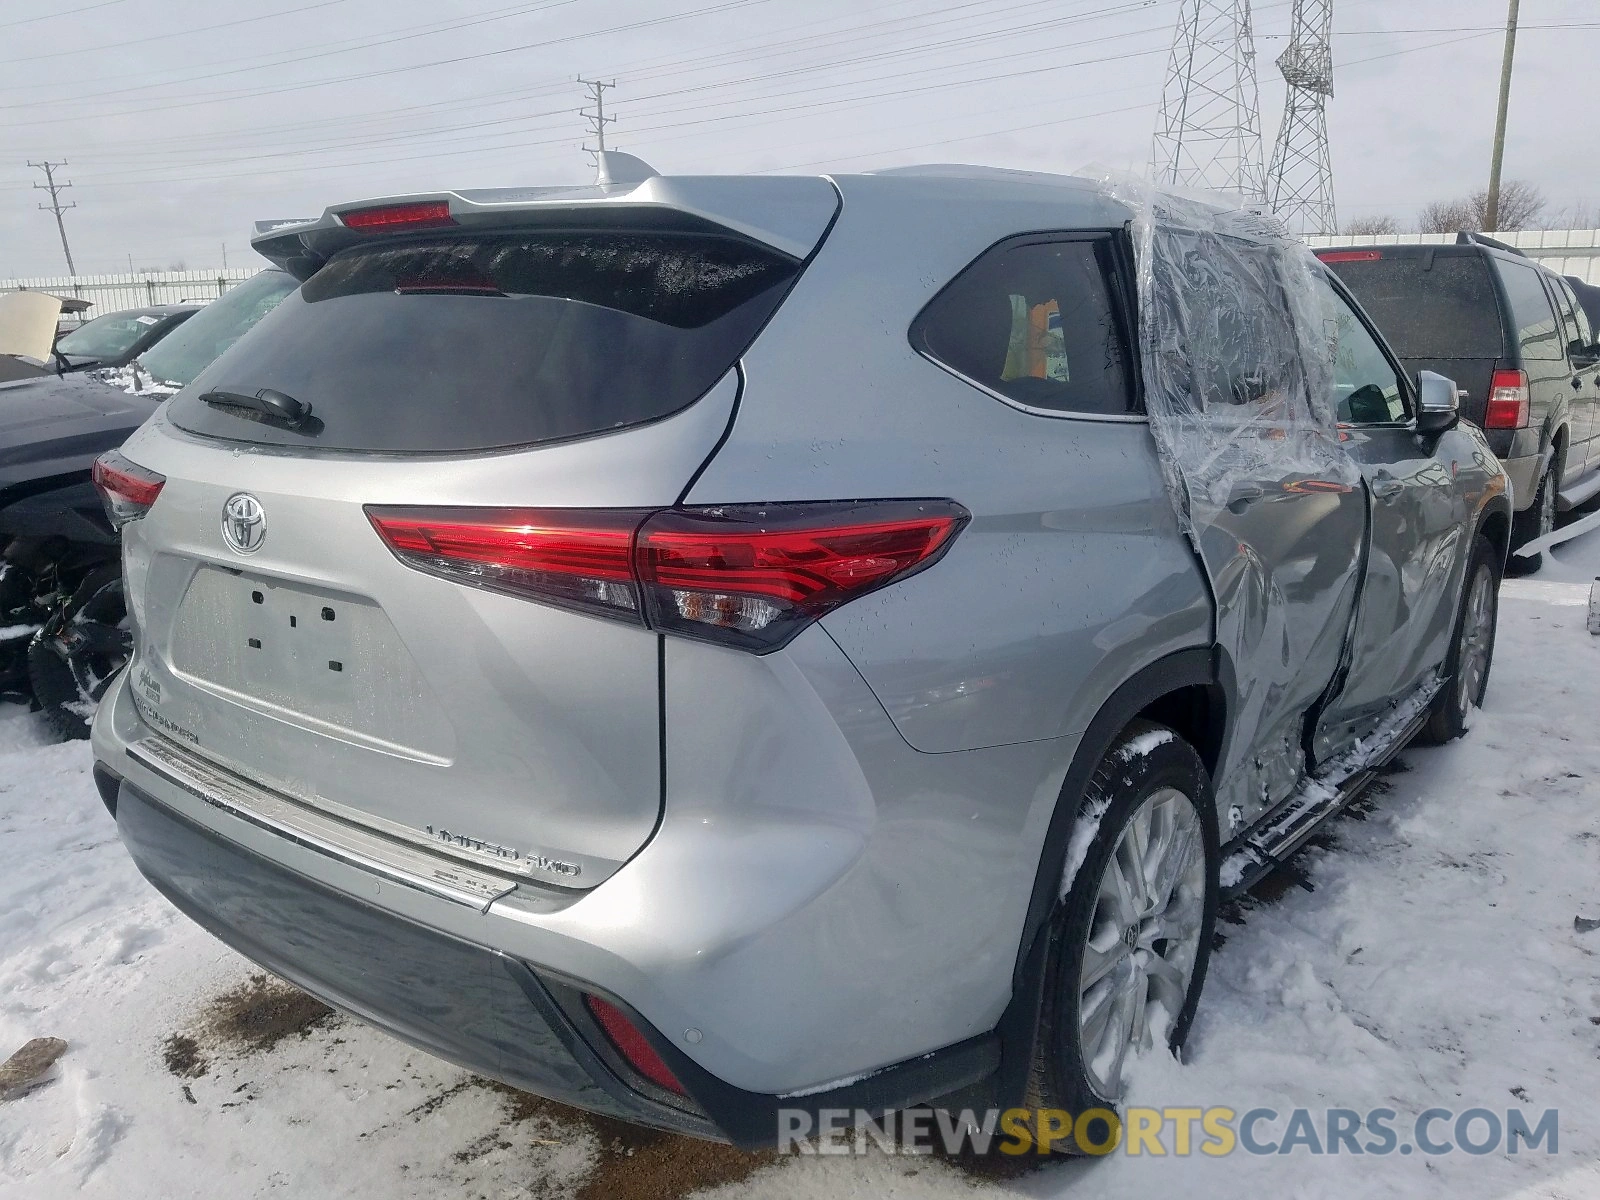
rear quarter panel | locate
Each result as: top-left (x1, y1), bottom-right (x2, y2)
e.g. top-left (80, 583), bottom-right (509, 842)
top-left (685, 173), bottom-right (1213, 753)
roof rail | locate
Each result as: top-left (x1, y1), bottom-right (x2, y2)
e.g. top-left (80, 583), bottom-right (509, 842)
top-left (1456, 231), bottom-right (1528, 258)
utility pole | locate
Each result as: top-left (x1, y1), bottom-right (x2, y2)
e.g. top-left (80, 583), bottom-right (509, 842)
top-left (578, 77), bottom-right (617, 162)
top-left (29, 159), bottom-right (77, 276)
top-left (1484, 0), bottom-right (1520, 232)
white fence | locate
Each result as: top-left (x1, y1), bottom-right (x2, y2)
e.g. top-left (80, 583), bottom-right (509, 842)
top-left (1305, 229), bottom-right (1600, 285)
top-left (0, 267), bottom-right (264, 315)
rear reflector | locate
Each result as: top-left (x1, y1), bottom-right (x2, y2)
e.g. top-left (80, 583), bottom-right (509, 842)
top-left (92, 450), bottom-right (165, 528)
top-left (367, 499), bottom-right (969, 652)
top-left (1316, 250), bottom-right (1383, 263)
top-left (339, 200), bottom-right (455, 231)
top-left (584, 995), bottom-right (687, 1096)
top-left (1484, 368), bottom-right (1531, 429)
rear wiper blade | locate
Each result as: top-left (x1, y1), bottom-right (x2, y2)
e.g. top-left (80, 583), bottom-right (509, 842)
top-left (200, 387), bottom-right (314, 429)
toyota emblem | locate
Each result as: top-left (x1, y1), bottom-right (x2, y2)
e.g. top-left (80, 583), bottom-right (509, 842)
top-left (222, 493), bottom-right (267, 555)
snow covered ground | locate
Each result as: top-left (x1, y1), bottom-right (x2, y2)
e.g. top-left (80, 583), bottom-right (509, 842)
top-left (4, 527), bottom-right (1600, 1200)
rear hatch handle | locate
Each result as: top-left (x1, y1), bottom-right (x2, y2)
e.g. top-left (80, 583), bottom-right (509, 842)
top-left (200, 387), bottom-right (315, 430)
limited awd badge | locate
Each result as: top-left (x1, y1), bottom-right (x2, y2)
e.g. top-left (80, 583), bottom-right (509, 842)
top-left (222, 492), bottom-right (267, 555)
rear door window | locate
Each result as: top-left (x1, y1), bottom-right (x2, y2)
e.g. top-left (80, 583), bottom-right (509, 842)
top-left (912, 235), bottom-right (1134, 416)
top-left (167, 232), bottom-right (801, 453)
top-left (1498, 261), bottom-right (1563, 362)
top-left (1320, 251), bottom-right (1507, 361)
top-left (1550, 274), bottom-right (1593, 355)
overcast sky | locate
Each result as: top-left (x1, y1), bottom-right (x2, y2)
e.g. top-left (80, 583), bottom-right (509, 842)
top-left (1, 0), bottom-right (1594, 280)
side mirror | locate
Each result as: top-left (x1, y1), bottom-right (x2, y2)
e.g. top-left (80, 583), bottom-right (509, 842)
top-left (1415, 370), bottom-right (1460, 435)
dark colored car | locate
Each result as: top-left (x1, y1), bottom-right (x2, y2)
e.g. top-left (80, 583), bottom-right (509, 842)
top-left (1319, 235), bottom-right (1600, 570)
top-left (53, 303), bottom-right (201, 372)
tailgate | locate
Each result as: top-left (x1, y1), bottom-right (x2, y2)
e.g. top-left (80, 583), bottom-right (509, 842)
top-left (120, 375), bottom-right (737, 889)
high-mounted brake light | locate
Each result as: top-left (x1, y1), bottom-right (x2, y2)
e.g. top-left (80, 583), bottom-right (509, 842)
top-left (1483, 368), bottom-right (1530, 429)
top-left (339, 200), bottom-right (455, 231)
top-left (583, 995), bottom-right (687, 1096)
top-left (1316, 250), bottom-right (1382, 263)
top-left (92, 450), bottom-right (165, 528)
top-left (366, 500), bottom-right (969, 653)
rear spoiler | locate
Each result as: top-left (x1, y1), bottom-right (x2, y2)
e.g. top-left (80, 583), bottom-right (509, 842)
top-left (1456, 231), bottom-right (1528, 258)
top-left (250, 161), bottom-right (840, 281)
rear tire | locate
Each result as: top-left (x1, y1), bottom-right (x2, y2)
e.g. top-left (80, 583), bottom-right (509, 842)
top-left (1510, 458), bottom-right (1558, 575)
top-left (1418, 534), bottom-right (1498, 745)
top-left (1024, 720), bottom-right (1219, 1152)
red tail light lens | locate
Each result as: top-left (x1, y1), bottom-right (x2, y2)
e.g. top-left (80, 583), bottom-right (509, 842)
top-left (584, 994), bottom-right (687, 1096)
top-left (1484, 368), bottom-right (1530, 429)
top-left (1316, 250), bottom-right (1383, 263)
top-left (637, 501), bottom-right (968, 651)
top-left (338, 200), bottom-right (455, 230)
top-left (366, 507), bottom-right (642, 621)
top-left (92, 450), bottom-right (165, 528)
top-left (366, 500), bottom-right (969, 652)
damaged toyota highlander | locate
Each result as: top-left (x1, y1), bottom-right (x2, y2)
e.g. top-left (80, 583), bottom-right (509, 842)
top-left (89, 157), bottom-right (1511, 1150)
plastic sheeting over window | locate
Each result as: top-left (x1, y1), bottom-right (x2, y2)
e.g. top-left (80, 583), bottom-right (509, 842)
top-left (1093, 173), bottom-right (1359, 537)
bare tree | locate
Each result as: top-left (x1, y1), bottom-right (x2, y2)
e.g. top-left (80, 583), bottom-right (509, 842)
top-left (1418, 180), bottom-right (1548, 233)
top-left (1344, 214), bottom-right (1401, 236)
top-left (1545, 200), bottom-right (1600, 230)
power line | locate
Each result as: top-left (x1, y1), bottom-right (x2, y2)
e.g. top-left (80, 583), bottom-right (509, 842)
top-left (0, 0), bottom-right (354, 66)
top-left (0, 0), bottom-right (125, 30)
top-left (29, 160), bottom-right (77, 275)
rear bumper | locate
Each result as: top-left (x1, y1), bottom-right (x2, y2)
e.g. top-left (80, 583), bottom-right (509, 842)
top-left (111, 777), bottom-right (709, 1135)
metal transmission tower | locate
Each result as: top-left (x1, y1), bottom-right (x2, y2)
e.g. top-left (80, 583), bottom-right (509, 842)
top-left (29, 159), bottom-right (77, 275)
top-left (578, 77), bottom-right (616, 162)
top-left (1266, 0), bottom-right (1336, 234)
top-left (1151, 0), bottom-right (1267, 203)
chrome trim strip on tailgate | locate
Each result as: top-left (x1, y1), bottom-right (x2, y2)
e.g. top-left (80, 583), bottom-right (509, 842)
top-left (127, 735), bottom-right (519, 911)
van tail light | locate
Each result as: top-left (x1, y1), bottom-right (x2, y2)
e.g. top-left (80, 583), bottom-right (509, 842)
top-left (1483, 369), bottom-right (1531, 429)
top-left (583, 994), bottom-right (687, 1096)
top-left (366, 499), bottom-right (969, 653)
top-left (92, 450), bottom-right (165, 528)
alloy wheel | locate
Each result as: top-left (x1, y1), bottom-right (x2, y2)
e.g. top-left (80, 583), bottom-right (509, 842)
top-left (1454, 563), bottom-right (1495, 718)
top-left (1075, 786), bottom-right (1206, 1101)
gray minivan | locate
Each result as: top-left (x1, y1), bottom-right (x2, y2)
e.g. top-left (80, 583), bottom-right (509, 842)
top-left (1319, 235), bottom-right (1600, 570)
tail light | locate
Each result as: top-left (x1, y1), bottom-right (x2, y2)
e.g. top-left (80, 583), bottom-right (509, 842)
top-left (1316, 250), bottom-right (1382, 263)
top-left (92, 450), bottom-right (165, 528)
top-left (584, 995), bottom-right (687, 1096)
top-left (1484, 369), bottom-right (1530, 429)
top-left (367, 499), bottom-right (968, 653)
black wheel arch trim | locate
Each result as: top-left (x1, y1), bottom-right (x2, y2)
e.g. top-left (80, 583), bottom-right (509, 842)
top-left (992, 645), bottom-right (1224, 1113)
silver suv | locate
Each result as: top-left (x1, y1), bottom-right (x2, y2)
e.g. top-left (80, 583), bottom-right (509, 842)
top-left (91, 161), bottom-right (1510, 1148)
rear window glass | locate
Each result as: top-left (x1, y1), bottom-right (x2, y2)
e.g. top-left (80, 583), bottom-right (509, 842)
top-left (167, 232), bottom-right (800, 453)
top-left (1321, 251), bottom-right (1507, 361)
top-left (913, 237), bottom-right (1133, 416)
top-left (1499, 261), bottom-right (1563, 362)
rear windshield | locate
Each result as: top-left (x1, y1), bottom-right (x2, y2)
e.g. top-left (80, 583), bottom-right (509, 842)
top-left (167, 231), bottom-right (801, 453)
top-left (1321, 251), bottom-right (1507, 361)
